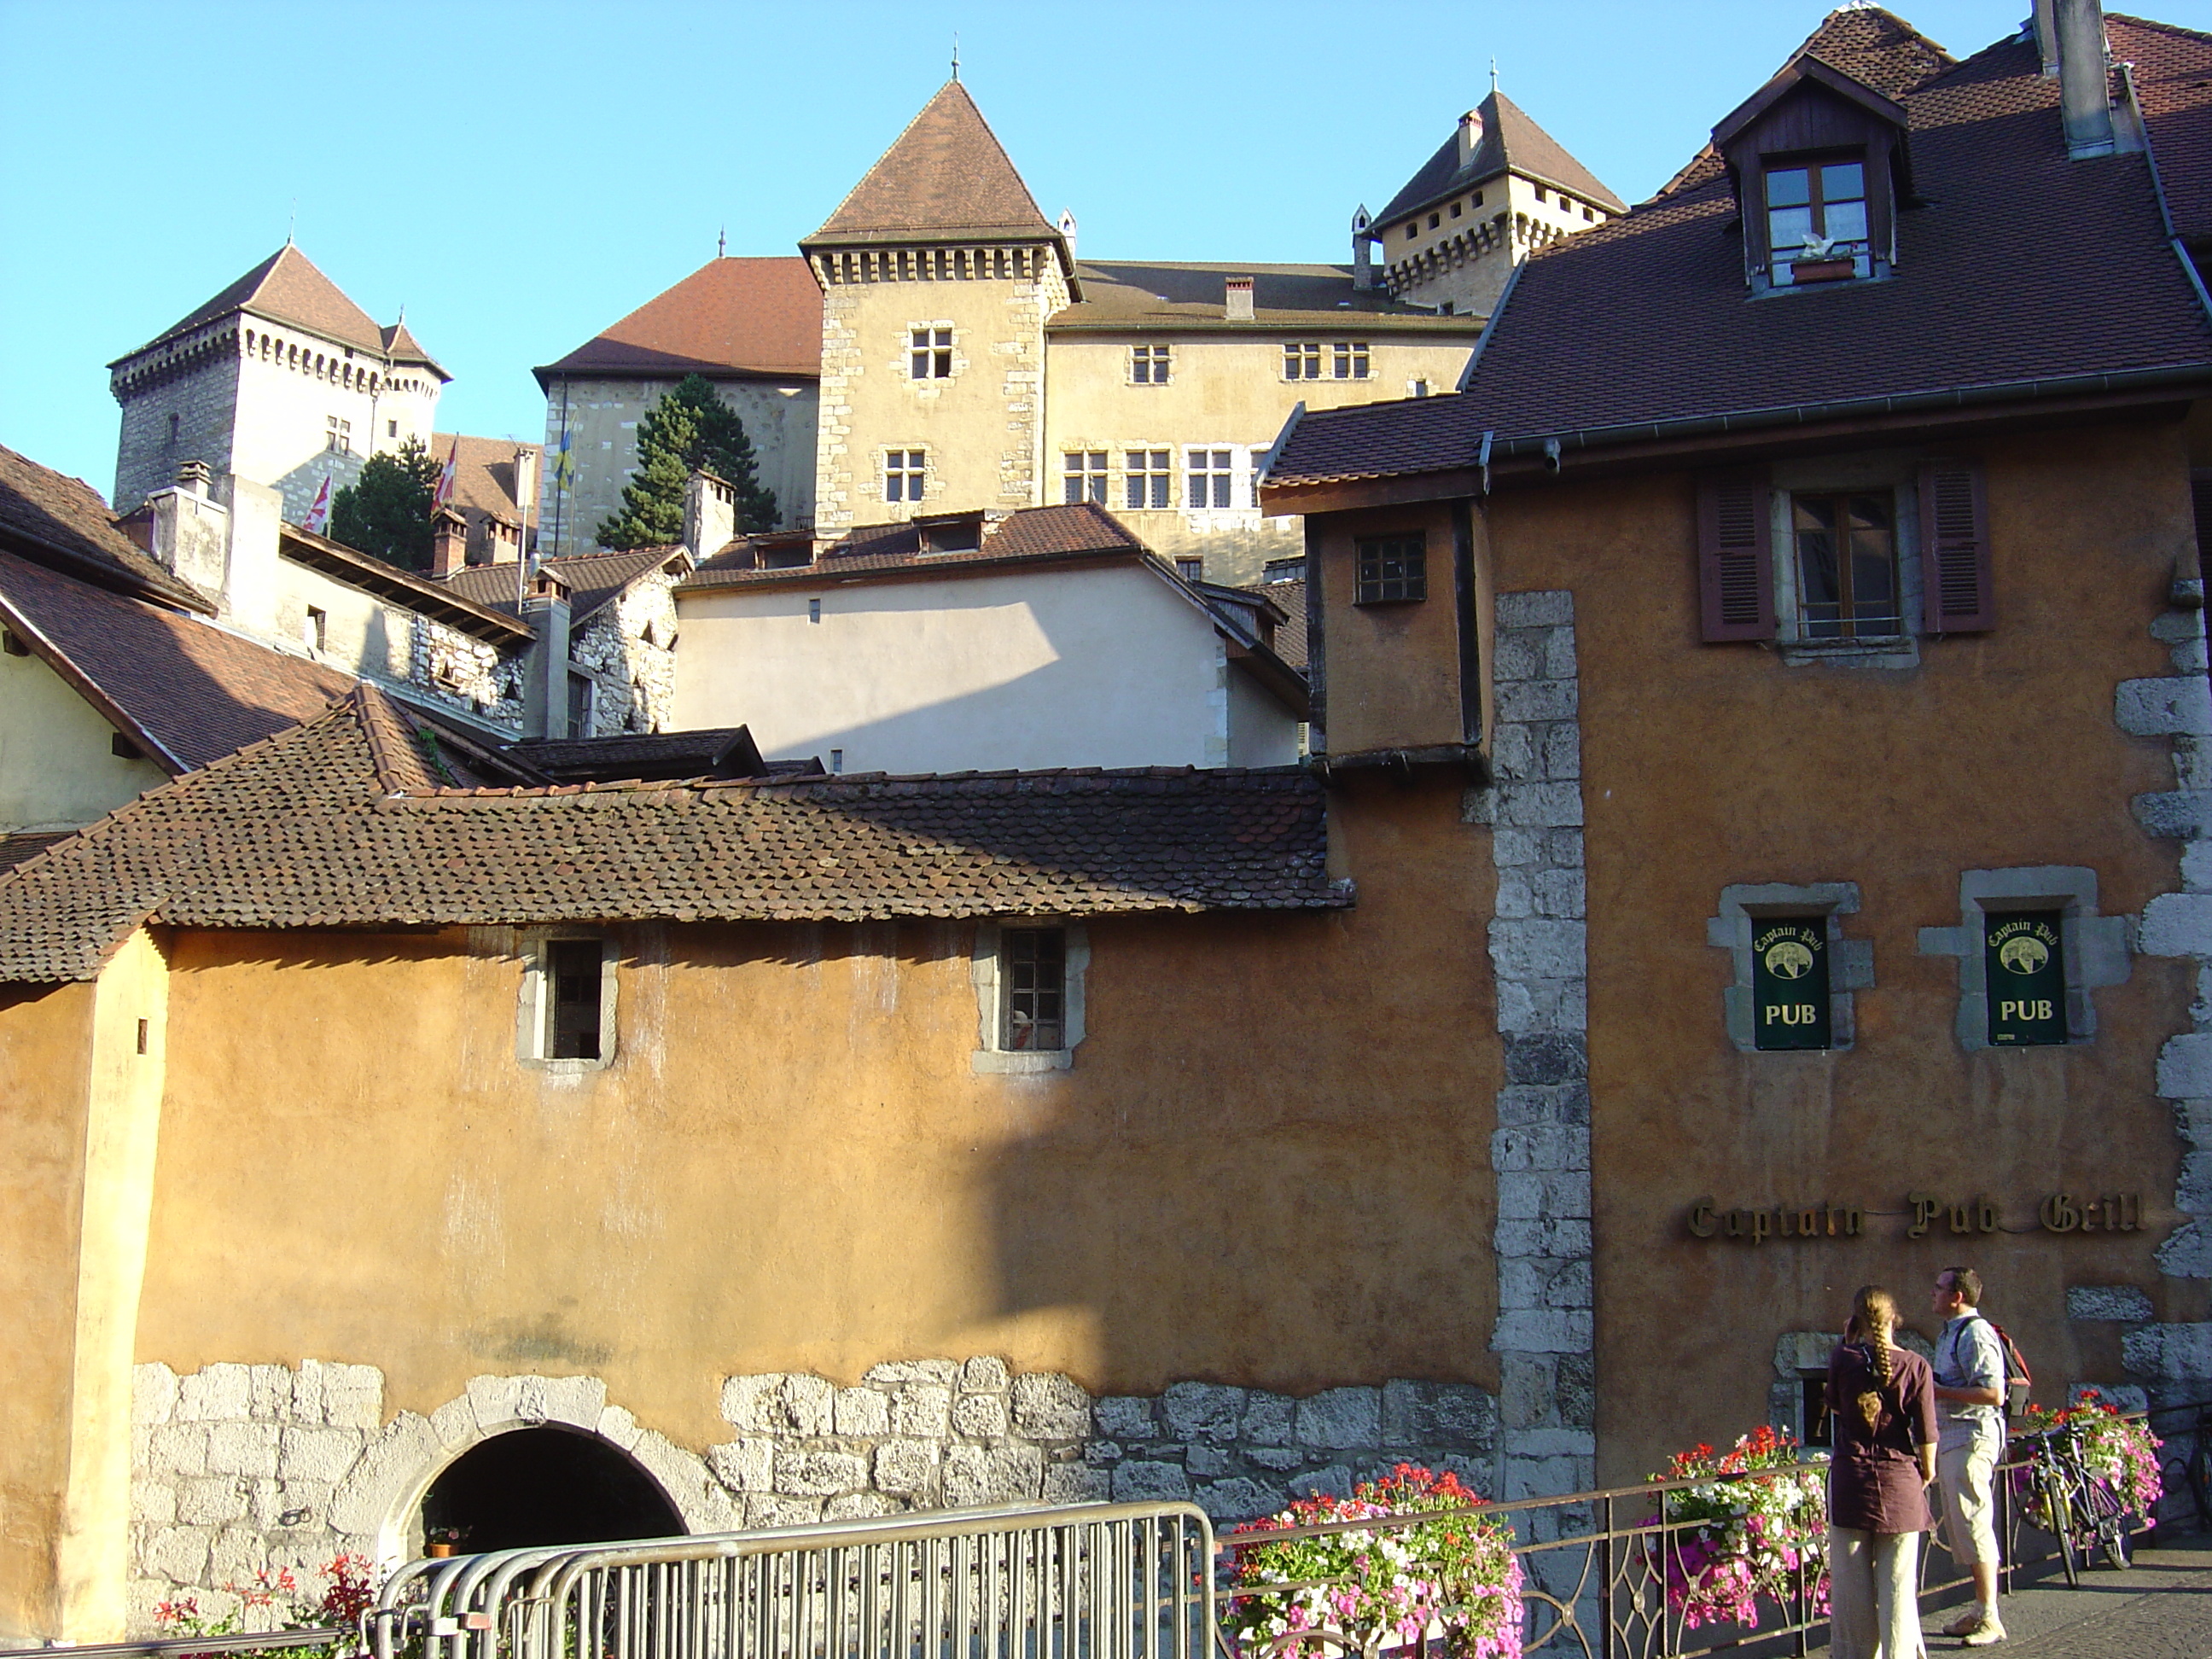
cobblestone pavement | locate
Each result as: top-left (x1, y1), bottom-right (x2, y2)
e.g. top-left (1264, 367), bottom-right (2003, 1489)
top-left (1799, 1534), bottom-right (2212, 1656)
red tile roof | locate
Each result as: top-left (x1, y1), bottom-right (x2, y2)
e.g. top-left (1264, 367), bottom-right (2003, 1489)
top-left (0, 548), bottom-right (356, 774)
top-left (0, 443), bottom-right (209, 609)
top-left (429, 434), bottom-right (541, 528)
top-left (808, 82), bottom-right (1058, 246)
top-left (0, 687), bottom-right (1345, 982)
top-left (442, 546), bottom-right (681, 625)
top-left (115, 245), bottom-right (407, 366)
top-left (682, 502), bottom-right (1146, 590)
top-left (1270, 18), bottom-right (2212, 491)
top-left (536, 258), bottom-right (822, 383)
top-left (2117, 14), bottom-right (2212, 243)
top-left (1376, 90), bottom-right (1626, 229)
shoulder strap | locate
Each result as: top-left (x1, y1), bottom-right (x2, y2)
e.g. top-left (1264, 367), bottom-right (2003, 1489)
top-left (1986, 1318), bottom-right (2032, 1382)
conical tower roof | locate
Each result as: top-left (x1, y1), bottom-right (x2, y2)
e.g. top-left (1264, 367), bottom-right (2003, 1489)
top-left (1376, 90), bottom-right (1626, 228)
top-left (806, 82), bottom-right (1057, 247)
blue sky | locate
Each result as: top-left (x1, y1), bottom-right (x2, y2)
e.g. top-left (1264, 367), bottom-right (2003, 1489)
top-left (4, 0), bottom-right (2205, 500)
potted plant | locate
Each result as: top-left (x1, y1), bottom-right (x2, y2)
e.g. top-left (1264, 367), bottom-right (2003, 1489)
top-left (1650, 1426), bottom-right (1828, 1631)
top-left (1785, 236), bottom-right (1855, 284)
top-left (424, 1525), bottom-right (468, 1559)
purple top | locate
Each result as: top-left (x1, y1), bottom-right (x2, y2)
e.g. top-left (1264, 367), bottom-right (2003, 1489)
top-left (1826, 1341), bottom-right (1937, 1534)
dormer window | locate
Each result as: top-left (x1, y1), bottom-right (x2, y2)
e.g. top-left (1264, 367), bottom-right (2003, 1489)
top-left (1765, 157), bottom-right (1871, 285)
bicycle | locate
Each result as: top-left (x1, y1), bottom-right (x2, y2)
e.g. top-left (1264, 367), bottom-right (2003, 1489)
top-left (2009, 1423), bottom-right (2134, 1587)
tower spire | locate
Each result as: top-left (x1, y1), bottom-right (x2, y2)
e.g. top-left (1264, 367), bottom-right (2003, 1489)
top-left (951, 33), bottom-right (960, 80)
top-left (1490, 56), bottom-right (1499, 94)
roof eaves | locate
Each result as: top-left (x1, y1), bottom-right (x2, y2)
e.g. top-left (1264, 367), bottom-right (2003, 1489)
top-left (282, 527), bottom-right (535, 642)
top-left (0, 586), bottom-right (189, 775)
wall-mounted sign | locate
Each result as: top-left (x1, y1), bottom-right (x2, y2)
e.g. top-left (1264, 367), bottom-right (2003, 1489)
top-left (1685, 1191), bottom-right (2143, 1242)
top-left (1985, 911), bottom-right (2066, 1046)
top-left (1753, 919), bottom-right (1830, 1051)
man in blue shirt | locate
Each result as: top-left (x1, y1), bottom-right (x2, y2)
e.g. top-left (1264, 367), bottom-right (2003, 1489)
top-left (1931, 1267), bottom-right (2008, 1645)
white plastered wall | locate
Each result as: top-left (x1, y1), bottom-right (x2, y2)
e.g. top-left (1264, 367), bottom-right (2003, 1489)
top-left (0, 648), bottom-right (169, 832)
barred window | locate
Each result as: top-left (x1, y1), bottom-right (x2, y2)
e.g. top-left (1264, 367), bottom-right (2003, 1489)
top-left (1063, 451), bottom-right (1108, 504)
top-left (1125, 449), bottom-right (1171, 509)
top-left (910, 329), bottom-right (952, 379)
top-left (1332, 341), bottom-right (1370, 380)
top-left (1001, 928), bottom-right (1065, 1051)
top-left (1355, 535), bottom-right (1427, 604)
top-left (1131, 344), bottom-right (1172, 384)
top-left (886, 450), bottom-right (926, 503)
top-left (1185, 448), bottom-right (1234, 509)
top-left (1284, 341), bottom-right (1324, 380)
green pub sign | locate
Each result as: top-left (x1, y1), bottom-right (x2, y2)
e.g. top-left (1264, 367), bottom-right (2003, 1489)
top-left (1986, 911), bottom-right (2066, 1045)
top-left (1753, 919), bottom-right (1831, 1050)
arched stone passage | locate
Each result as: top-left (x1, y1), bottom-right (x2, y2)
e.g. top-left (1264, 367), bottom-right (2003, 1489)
top-left (422, 1426), bottom-right (684, 1552)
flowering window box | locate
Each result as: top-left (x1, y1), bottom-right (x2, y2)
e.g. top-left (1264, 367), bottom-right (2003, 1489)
top-left (1788, 258), bottom-right (1857, 284)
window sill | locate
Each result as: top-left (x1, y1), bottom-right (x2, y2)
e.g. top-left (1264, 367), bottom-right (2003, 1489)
top-left (1777, 632), bottom-right (1918, 669)
top-left (520, 1054), bottom-right (615, 1074)
top-left (972, 1049), bottom-right (1073, 1074)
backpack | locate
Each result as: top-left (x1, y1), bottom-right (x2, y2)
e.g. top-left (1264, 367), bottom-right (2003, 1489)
top-left (1979, 1315), bottom-right (2034, 1418)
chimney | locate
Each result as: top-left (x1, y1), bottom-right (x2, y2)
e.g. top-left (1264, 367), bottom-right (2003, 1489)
top-left (2033, 0), bottom-right (2060, 73)
top-left (218, 475), bottom-right (282, 638)
top-left (1352, 207), bottom-right (1375, 292)
top-left (683, 469), bottom-right (736, 559)
top-left (510, 446), bottom-right (536, 565)
top-left (1225, 276), bottom-right (1255, 323)
top-left (430, 506), bottom-right (469, 577)
top-left (2055, 0), bottom-right (2116, 157)
top-left (519, 567), bottom-right (573, 741)
top-left (145, 461), bottom-right (230, 597)
top-left (1057, 208), bottom-right (1079, 260)
top-left (1457, 108), bottom-right (1484, 170)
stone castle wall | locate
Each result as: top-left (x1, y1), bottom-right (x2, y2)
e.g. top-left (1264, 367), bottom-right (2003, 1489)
top-left (128, 1357), bottom-right (1496, 1633)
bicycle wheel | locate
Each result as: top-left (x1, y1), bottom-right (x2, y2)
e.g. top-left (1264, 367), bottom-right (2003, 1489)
top-left (2042, 1472), bottom-right (2081, 1588)
top-left (2087, 1479), bottom-right (2133, 1570)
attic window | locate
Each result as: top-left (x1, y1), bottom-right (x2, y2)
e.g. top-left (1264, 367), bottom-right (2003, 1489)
top-left (919, 516), bottom-right (983, 554)
top-left (1765, 158), bottom-right (1870, 284)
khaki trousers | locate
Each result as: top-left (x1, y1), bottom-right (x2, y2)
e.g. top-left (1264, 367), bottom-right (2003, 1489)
top-left (1827, 1526), bottom-right (1925, 1659)
top-left (1937, 1435), bottom-right (2002, 1568)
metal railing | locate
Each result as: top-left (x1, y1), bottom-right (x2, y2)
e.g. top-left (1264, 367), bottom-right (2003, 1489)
top-left (370, 1501), bottom-right (1215, 1659)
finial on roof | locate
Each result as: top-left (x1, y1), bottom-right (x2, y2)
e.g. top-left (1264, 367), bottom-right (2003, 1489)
top-left (718, 225), bottom-right (727, 259)
top-left (952, 32), bottom-right (960, 81)
top-left (1490, 56), bottom-right (1499, 94)
top-left (287, 198), bottom-right (296, 246)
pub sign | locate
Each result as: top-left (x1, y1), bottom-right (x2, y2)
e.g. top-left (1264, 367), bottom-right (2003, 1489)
top-left (1985, 911), bottom-right (2065, 1046)
top-left (1753, 918), bottom-right (1830, 1051)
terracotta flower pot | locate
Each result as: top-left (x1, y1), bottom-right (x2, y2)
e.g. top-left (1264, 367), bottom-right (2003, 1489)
top-left (427, 1542), bottom-right (454, 1558)
top-left (1790, 258), bottom-right (1856, 284)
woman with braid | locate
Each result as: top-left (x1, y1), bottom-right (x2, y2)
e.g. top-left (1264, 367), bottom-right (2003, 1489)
top-left (1825, 1285), bottom-right (1939, 1659)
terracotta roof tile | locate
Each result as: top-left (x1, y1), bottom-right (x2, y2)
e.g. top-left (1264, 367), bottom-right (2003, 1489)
top-left (117, 245), bottom-right (393, 364)
top-left (0, 549), bottom-right (356, 772)
top-left (1271, 24), bottom-right (2212, 490)
top-left (0, 443), bottom-right (208, 608)
top-left (1376, 90), bottom-right (1627, 229)
top-left (430, 434), bottom-right (541, 527)
top-left (809, 82), bottom-right (1057, 245)
top-left (441, 546), bottom-right (681, 624)
top-left (0, 689), bottom-right (1345, 981)
top-left (536, 258), bottom-right (822, 382)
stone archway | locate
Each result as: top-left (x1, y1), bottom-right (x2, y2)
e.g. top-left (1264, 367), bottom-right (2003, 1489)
top-left (419, 1424), bottom-right (684, 1553)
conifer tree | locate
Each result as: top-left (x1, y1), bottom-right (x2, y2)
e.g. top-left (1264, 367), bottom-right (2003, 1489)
top-left (329, 437), bottom-right (440, 572)
top-left (597, 375), bottom-right (777, 549)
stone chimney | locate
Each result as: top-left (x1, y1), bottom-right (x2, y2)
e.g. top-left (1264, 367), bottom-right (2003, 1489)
top-left (429, 507), bottom-right (469, 577)
top-left (2055, 0), bottom-right (2116, 157)
top-left (145, 462), bottom-right (230, 598)
top-left (1457, 109), bottom-right (1484, 171)
top-left (1225, 276), bottom-right (1255, 323)
top-left (519, 567), bottom-right (573, 742)
top-left (683, 469), bottom-right (736, 560)
top-left (1352, 207), bottom-right (1375, 292)
top-left (218, 475), bottom-right (282, 639)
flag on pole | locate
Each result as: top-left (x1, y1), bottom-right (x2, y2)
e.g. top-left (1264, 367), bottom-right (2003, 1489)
top-left (304, 474), bottom-right (333, 533)
top-left (434, 439), bottom-right (460, 508)
top-left (551, 430), bottom-right (574, 492)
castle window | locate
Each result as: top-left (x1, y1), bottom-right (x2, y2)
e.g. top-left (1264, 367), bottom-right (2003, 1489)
top-left (166, 413), bottom-right (179, 445)
top-left (387, 420), bottom-right (398, 439)
top-left (1450, 201), bottom-right (1462, 218)
top-left (1130, 344), bottom-right (1172, 384)
top-left (1332, 341), bottom-right (1371, 380)
top-left (1355, 534), bottom-right (1426, 604)
top-left (1583, 205), bottom-right (1596, 221)
top-left (886, 449), bottom-right (926, 502)
top-left (1405, 224), bottom-right (1418, 242)
top-left (1185, 449), bottom-right (1234, 509)
top-left (910, 328), bottom-right (952, 379)
top-left (1472, 190), bottom-right (1484, 207)
top-left (1765, 158), bottom-right (1870, 284)
top-left (1063, 451), bottom-right (1107, 504)
top-left (326, 416), bottom-right (352, 455)
top-left (1284, 342), bottom-right (1324, 380)
top-left (1428, 212), bottom-right (1441, 229)
top-left (1124, 450), bottom-right (1170, 509)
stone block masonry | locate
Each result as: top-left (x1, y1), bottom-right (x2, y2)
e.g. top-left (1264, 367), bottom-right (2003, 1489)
top-left (129, 1358), bottom-right (1494, 1634)
top-left (1466, 590), bottom-right (1595, 1518)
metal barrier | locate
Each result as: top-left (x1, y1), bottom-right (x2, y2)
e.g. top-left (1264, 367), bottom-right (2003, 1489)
top-left (370, 1501), bottom-right (1215, 1659)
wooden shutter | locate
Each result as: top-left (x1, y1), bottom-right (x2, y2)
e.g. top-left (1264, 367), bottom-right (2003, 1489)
top-left (1918, 459), bottom-right (1994, 633)
top-left (1696, 472), bottom-right (1773, 642)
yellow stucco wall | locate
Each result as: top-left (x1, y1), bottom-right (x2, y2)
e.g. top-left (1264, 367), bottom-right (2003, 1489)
top-left (122, 783), bottom-right (1496, 1452)
top-left (0, 647), bottom-right (170, 833)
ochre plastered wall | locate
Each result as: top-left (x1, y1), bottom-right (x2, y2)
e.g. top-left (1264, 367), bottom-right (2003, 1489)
top-left (126, 783), bottom-right (1497, 1453)
top-left (1311, 503), bottom-right (1465, 754)
top-left (1476, 419), bottom-right (2198, 1484)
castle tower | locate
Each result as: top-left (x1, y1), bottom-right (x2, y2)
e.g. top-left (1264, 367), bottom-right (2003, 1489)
top-left (108, 246), bottom-right (447, 521)
top-left (799, 82), bottom-right (1074, 533)
top-left (1370, 90), bottom-right (1626, 319)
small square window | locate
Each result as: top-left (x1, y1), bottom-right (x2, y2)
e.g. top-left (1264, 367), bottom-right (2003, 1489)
top-left (1355, 535), bottom-right (1426, 604)
top-left (1427, 212), bottom-right (1441, 229)
top-left (1449, 201), bottom-right (1462, 218)
top-left (305, 606), bottom-right (327, 651)
top-left (1284, 341), bottom-right (1324, 381)
top-left (1471, 191), bottom-right (1484, 207)
top-left (1063, 451), bottom-right (1108, 504)
top-left (1185, 448), bottom-right (1234, 509)
top-left (1405, 224), bottom-right (1418, 242)
top-left (1332, 341), bottom-right (1370, 380)
top-left (887, 449), bottom-right (927, 503)
top-left (387, 420), bottom-right (399, 439)
top-left (1533, 187), bottom-right (1546, 205)
top-left (1131, 344), bottom-right (1172, 384)
top-left (1124, 450), bottom-right (1170, 509)
top-left (910, 328), bottom-right (952, 379)
top-left (1176, 556), bottom-right (1205, 581)
top-left (1001, 928), bottom-right (1065, 1051)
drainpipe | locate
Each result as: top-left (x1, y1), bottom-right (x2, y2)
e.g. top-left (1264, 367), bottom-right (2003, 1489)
top-left (2055, 0), bottom-right (2116, 158)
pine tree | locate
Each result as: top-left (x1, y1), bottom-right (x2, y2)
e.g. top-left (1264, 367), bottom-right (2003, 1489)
top-left (597, 375), bottom-right (778, 549)
top-left (329, 437), bottom-right (441, 572)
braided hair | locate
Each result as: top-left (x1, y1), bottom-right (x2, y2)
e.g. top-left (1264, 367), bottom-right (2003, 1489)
top-left (1852, 1284), bottom-right (1901, 1432)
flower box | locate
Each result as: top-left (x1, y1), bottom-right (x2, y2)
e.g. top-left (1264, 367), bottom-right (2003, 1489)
top-left (1789, 258), bottom-right (1856, 284)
